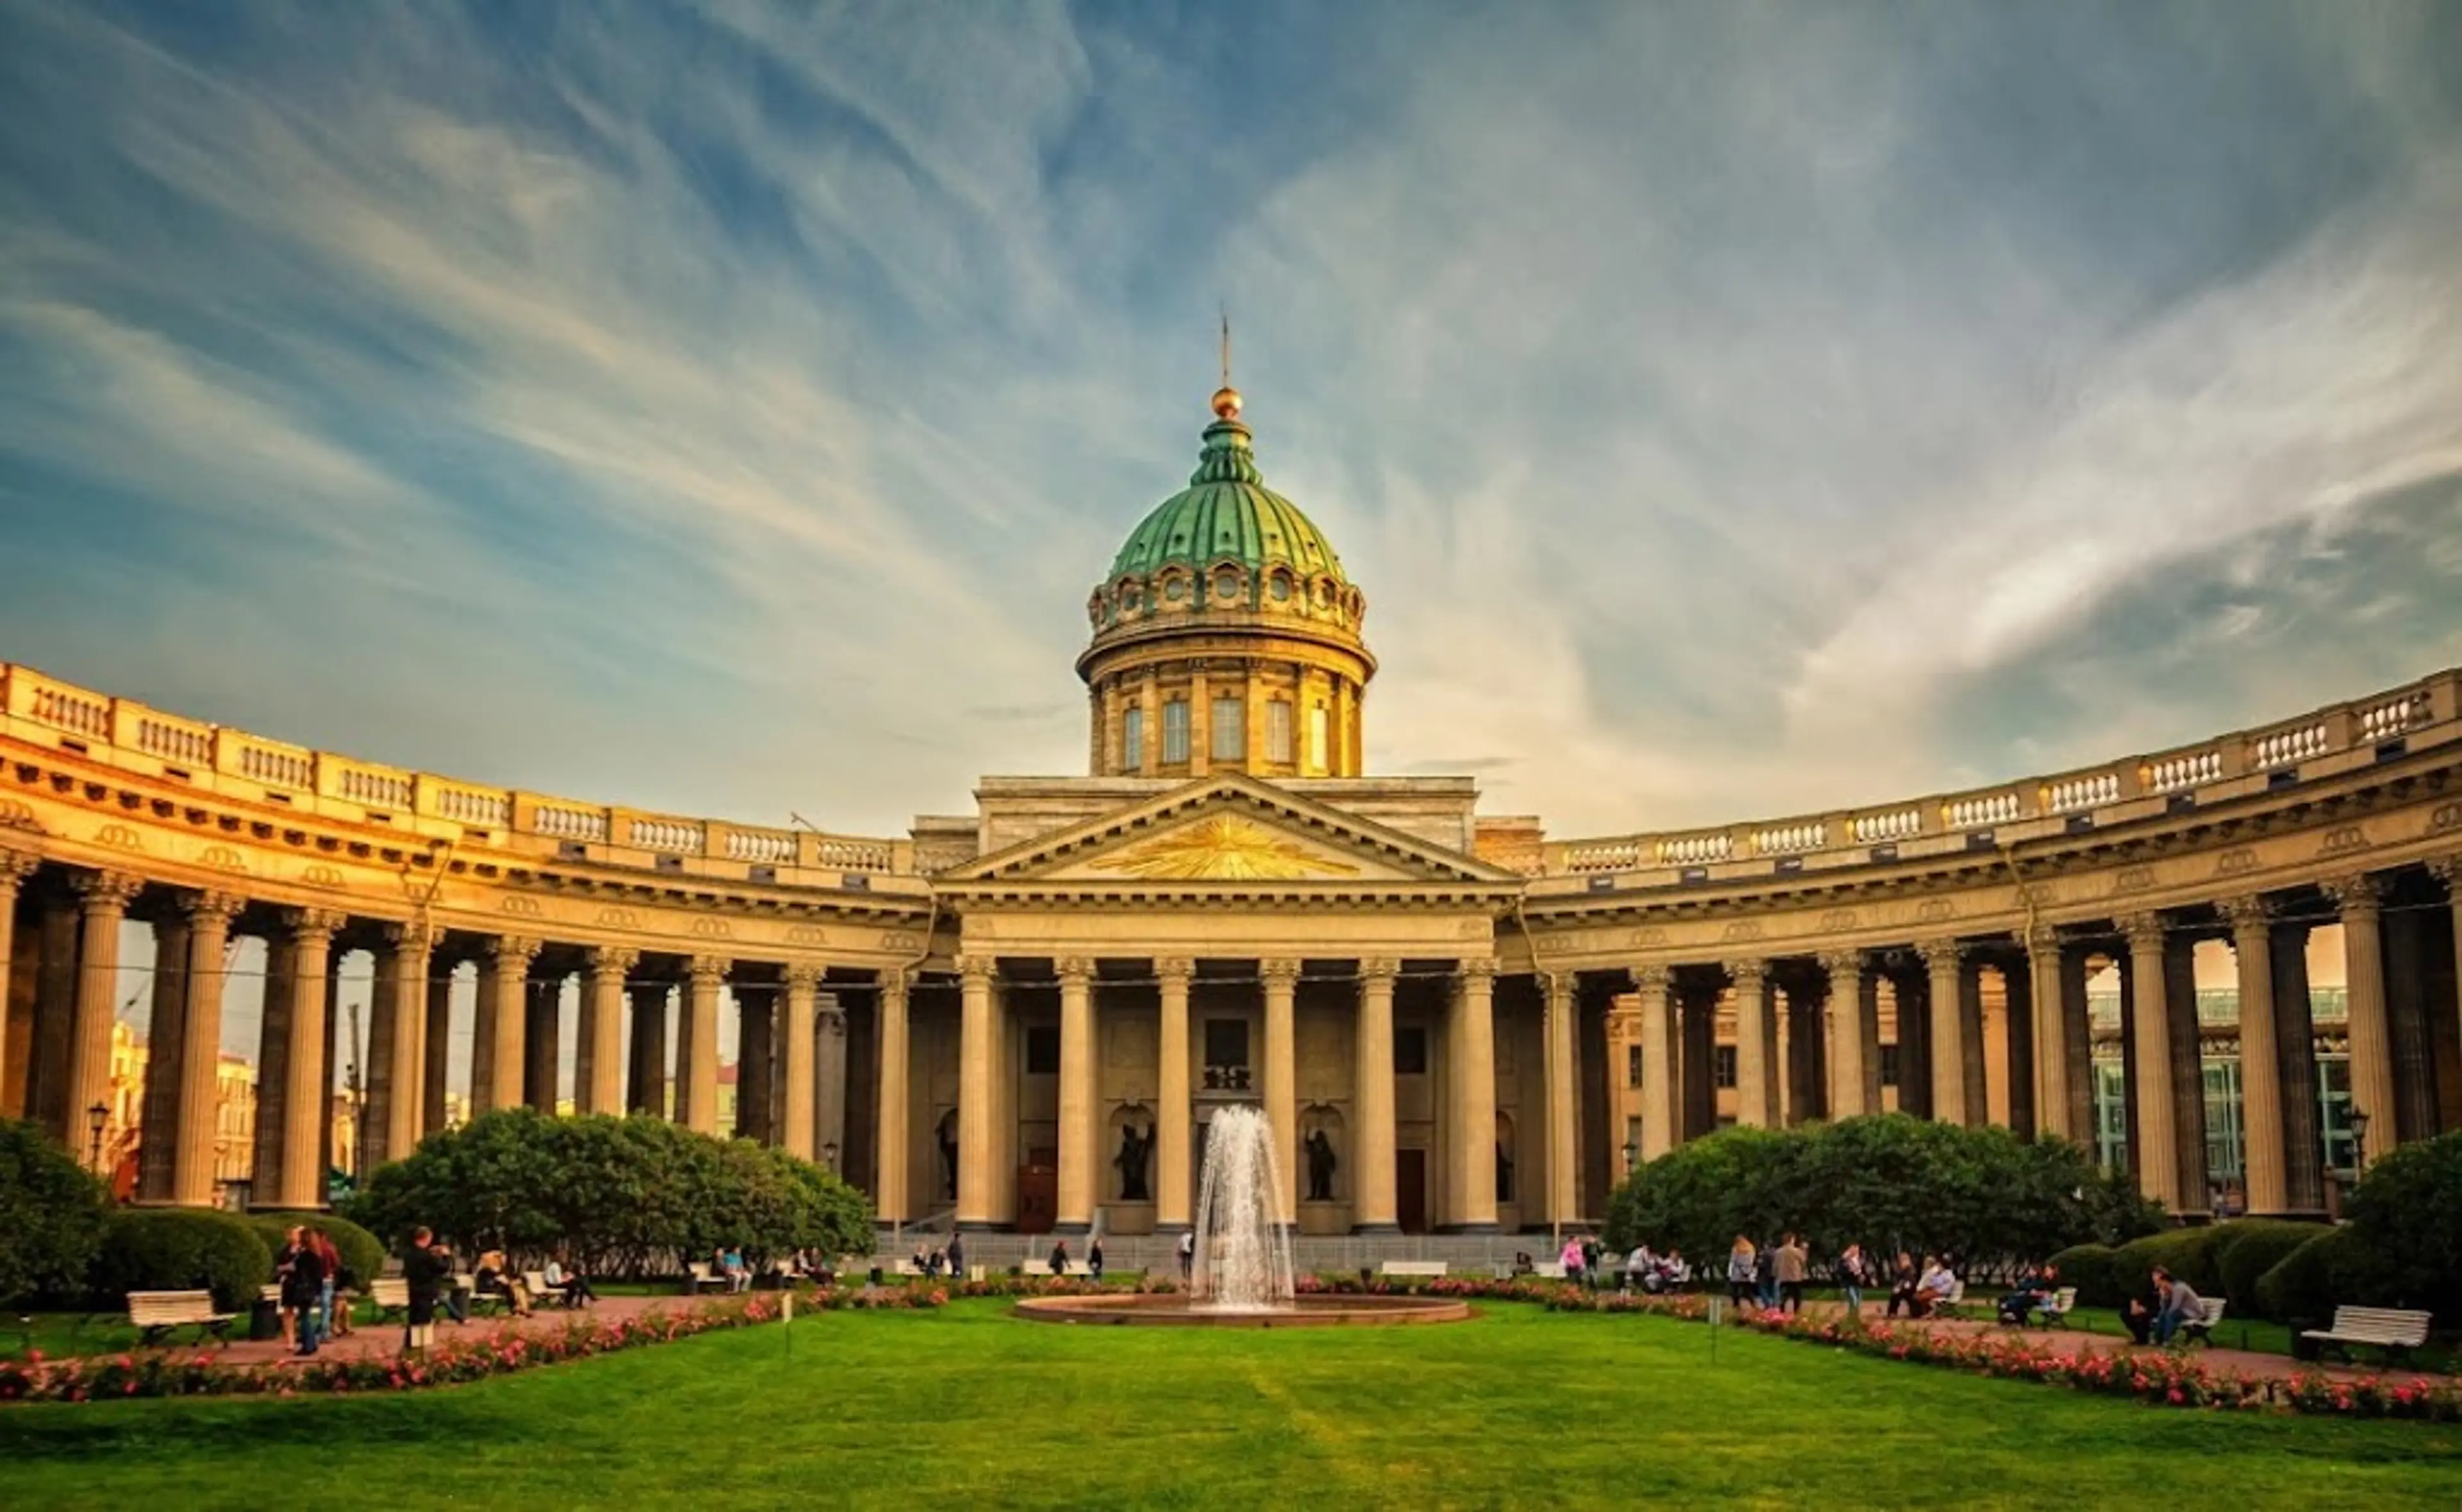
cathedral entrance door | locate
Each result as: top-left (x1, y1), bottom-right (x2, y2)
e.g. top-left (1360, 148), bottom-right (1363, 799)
top-left (1396, 1148), bottom-right (1429, 1234)
top-left (1016, 1147), bottom-right (1057, 1234)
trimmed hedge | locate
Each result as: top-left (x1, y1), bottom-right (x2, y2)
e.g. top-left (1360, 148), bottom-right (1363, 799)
top-left (2257, 1227), bottom-right (2374, 1324)
top-left (91, 1208), bottom-right (272, 1311)
top-left (2047, 1243), bottom-right (2123, 1308)
top-left (0, 1118), bottom-right (112, 1308)
top-left (246, 1212), bottom-right (387, 1290)
top-left (2344, 1130), bottom-right (2462, 1323)
top-left (2110, 1227), bottom-right (2225, 1308)
top-left (2212, 1220), bottom-right (2332, 1320)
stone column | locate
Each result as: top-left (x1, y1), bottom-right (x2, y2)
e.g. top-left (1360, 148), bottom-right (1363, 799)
top-left (2222, 897), bottom-right (2287, 1215)
top-left (2117, 912), bottom-right (2182, 1210)
top-left (2324, 873), bottom-right (2397, 1169)
top-left (1262, 957), bottom-right (1300, 1225)
top-left (1352, 958), bottom-right (1397, 1233)
top-left (815, 991), bottom-right (848, 1169)
top-left (627, 979), bottom-right (669, 1117)
top-left (28, 898), bottom-right (81, 1140)
top-left (2434, 854), bottom-right (2462, 1129)
top-left (1636, 965), bottom-right (1676, 1160)
top-left (66, 870), bottom-right (140, 1165)
top-left (736, 987), bottom-right (773, 1141)
top-left (171, 892), bottom-right (242, 1207)
top-left (874, 971), bottom-right (910, 1225)
top-left (1729, 960), bottom-right (1771, 1127)
top-left (2269, 920), bottom-right (2324, 1212)
top-left (2058, 945), bottom-right (2095, 1142)
top-left (955, 954), bottom-right (997, 1229)
top-left (582, 947), bottom-right (635, 1116)
top-left (1958, 949), bottom-right (1990, 1126)
top-left (1543, 970), bottom-right (1578, 1231)
top-left (255, 932), bottom-right (297, 1199)
top-left (1917, 940), bottom-right (1966, 1126)
top-left (473, 936), bottom-right (536, 1116)
top-left (421, 965), bottom-right (453, 1134)
top-left (1055, 957), bottom-right (1098, 1234)
top-left (0, 851), bottom-right (32, 1121)
top-left (260, 909), bottom-right (340, 1208)
top-left (1820, 951), bottom-right (1865, 1119)
top-left (1449, 958), bottom-right (1498, 1231)
top-left (138, 910), bottom-right (190, 1200)
top-left (678, 955), bottom-right (726, 1135)
top-left (376, 924), bottom-right (430, 1168)
top-left (2027, 929), bottom-right (2068, 1141)
top-left (524, 972), bottom-right (562, 1113)
top-left (776, 964), bottom-right (819, 1158)
top-left (1156, 958), bottom-right (1194, 1231)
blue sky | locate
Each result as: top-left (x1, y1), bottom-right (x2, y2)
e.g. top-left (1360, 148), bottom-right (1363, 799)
top-left (4, 0), bottom-right (2460, 842)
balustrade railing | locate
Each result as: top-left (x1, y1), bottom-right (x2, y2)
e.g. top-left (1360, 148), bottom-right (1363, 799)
top-left (2251, 721), bottom-right (2329, 769)
top-left (726, 829), bottom-right (797, 865)
top-left (432, 785), bottom-right (511, 828)
top-left (134, 716), bottom-right (213, 765)
top-left (235, 742), bottom-right (314, 792)
top-left (1944, 792), bottom-right (2023, 829)
top-left (2045, 772), bottom-right (2120, 813)
top-left (533, 804), bottom-right (610, 843)
top-left (628, 817), bottom-right (705, 853)
top-left (1753, 821), bottom-right (1825, 855)
top-left (2145, 749), bottom-right (2222, 792)
top-left (1850, 808), bottom-right (1922, 843)
top-left (337, 767), bottom-right (414, 811)
top-left (1656, 832), bottom-right (1733, 867)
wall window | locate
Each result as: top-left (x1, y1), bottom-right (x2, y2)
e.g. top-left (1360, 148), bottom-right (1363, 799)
top-left (2318, 1054), bottom-right (2357, 1174)
top-left (2092, 1051), bottom-right (2129, 1174)
top-left (1211, 696), bottom-right (1244, 760)
top-left (1625, 1043), bottom-right (1642, 1088)
top-left (1162, 699), bottom-right (1190, 763)
top-left (1309, 704), bottom-right (1330, 769)
top-left (1268, 700), bottom-right (1293, 763)
top-left (1123, 706), bottom-right (1144, 772)
top-left (1878, 1043), bottom-right (1900, 1088)
top-left (1713, 1045), bottom-right (1738, 1089)
top-left (1394, 1025), bottom-right (1429, 1076)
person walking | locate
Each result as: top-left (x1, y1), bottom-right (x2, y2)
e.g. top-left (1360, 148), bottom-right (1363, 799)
top-left (1726, 1235), bottom-right (1757, 1311)
top-left (1048, 1238), bottom-right (1071, 1277)
top-left (946, 1231), bottom-right (966, 1280)
top-left (403, 1226), bottom-right (449, 1356)
top-left (1754, 1236), bottom-right (1780, 1309)
top-left (1774, 1234), bottom-right (1808, 1315)
top-left (1838, 1242), bottom-right (1870, 1318)
top-left (281, 1225), bottom-right (328, 1355)
top-left (309, 1229), bottom-right (344, 1342)
top-left (1560, 1234), bottom-right (1587, 1288)
top-left (271, 1225), bottom-right (308, 1350)
top-left (1089, 1237), bottom-right (1107, 1283)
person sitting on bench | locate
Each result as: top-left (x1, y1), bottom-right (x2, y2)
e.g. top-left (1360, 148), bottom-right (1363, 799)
top-left (1997, 1263), bottom-right (2057, 1325)
top-left (2152, 1268), bottom-right (2206, 1345)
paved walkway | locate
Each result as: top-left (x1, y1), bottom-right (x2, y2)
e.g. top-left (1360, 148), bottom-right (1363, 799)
top-left (1789, 1300), bottom-right (2449, 1384)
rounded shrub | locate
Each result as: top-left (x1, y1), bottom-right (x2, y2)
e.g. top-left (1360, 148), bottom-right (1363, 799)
top-left (247, 1212), bottom-right (387, 1290)
top-left (2047, 1243), bottom-right (2123, 1308)
top-left (0, 1118), bottom-right (113, 1308)
top-left (2256, 1226), bottom-right (2390, 1324)
top-left (2210, 1219), bottom-right (2332, 1320)
top-left (2111, 1226), bottom-right (2225, 1306)
top-left (2344, 1129), bottom-right (2462, 1322)
top-left (92, 1208), bottom-right (273, 1311)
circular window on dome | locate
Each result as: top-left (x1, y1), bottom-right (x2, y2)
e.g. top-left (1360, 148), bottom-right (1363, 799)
top-left (1215, 568), bottom-right (1240, 600)
top-left (1164, 576), bottom-right (1187, 602)
top-left (1313, 579), bottom-right (1334, 608)
top-left (1124, 585), bottom-right (1143, 610)
top-left (1269, 574), bottom-right (1292, 602)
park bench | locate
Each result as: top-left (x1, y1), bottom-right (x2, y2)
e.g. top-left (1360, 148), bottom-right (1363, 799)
top-left (127, 1290), bottom-right (235, 1347)
top-left (1378, 1260), bottom-right (1448, 1279)
top-left (684, 1261), bottom-right (730, 1293)
top-left (1531, 1261), bottom-right (1568, 1280)
top-left (365, 1277), bottom-right (412, 1322)
top-left (2299, 1306), bottom-right (2432, 1365)
top-left (2175, 1298), bottom-right (2225, 1346)
top-left (523, 1270), bottom-right (571, 1308)
top-left (2034, 1286), bottom-right (2077, 1329)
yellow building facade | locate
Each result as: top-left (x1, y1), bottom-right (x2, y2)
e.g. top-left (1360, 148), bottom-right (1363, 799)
top-left (3, 388), bottom-right (2459, 1234)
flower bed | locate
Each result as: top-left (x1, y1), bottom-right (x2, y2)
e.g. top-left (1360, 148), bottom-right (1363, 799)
top-left (1297, 1273), bottom-right (2462, 1422)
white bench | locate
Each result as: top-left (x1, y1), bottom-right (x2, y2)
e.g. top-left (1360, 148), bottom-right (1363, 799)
top-left (2034, 1286), bottom-right (2078, 1329)
top-left (1378, 1260), bottom-right (1448, 1279)
top-left (366, 1277), bottom-right (412, 1320)
top-left (2175, 1297), bottom-right (2226, 1345)
top-left (1530, 1261), bottom-right (1568, 1280)
top-left (2300, 1306), bottom-right (2432, 1363)
top-left (685, 1261), bottom-right (729, 1293)
top-left (128, 1289), bottom-right (235, 1347)
top-left (1021, 1259), bottom-right (1051, 1277)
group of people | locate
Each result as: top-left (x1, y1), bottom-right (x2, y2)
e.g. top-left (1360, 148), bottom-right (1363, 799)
top-left (1881, 1251), bottom-right (1963, 1319)
top-left (396, 1229), bottom-right (598, 1353)
top-left (1044, 1237), bottom-right (1106, 1279)
top-left (910, 1232), bottom-right (966, 1279)
top-left (2124, 1266), bottom-right (2210, 1346)
top-left (273, 1225), bottom-right (349, 1356)
top-left (1725, 1234), bottom-right (1813, 1314)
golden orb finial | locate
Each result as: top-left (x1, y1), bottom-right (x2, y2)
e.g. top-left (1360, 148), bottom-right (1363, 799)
top-left (1210, 385), bottom-right (1243, 419)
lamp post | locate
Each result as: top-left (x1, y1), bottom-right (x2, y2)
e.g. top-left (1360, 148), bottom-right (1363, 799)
top-left (2347, 1107), bottom-right (2371, 1177)
top-left (86, 1101), bottom-right (108, 1174)
top-left (822, 1140), bottom-right (840, 1173)
top-left (1622, 1138), bottom-right (1639, 1179)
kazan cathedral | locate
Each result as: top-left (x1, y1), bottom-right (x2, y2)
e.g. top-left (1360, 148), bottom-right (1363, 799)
top-left (4, 383), bottom-right (2461, 1245)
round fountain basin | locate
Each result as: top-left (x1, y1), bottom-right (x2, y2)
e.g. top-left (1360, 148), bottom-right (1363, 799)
top-left (1012, 1293), bottom-right (1471, 1327)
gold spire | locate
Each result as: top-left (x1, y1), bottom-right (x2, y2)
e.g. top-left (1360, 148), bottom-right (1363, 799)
top-left (1211, 308), bottom-right (1241, 419)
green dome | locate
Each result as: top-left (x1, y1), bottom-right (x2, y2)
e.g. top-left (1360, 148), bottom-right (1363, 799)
top-left (1105, 415), bottom-right (1348, 585)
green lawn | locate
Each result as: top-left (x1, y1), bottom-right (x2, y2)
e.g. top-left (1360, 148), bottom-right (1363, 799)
top-left (3, 1299), bottom-right (2459, 1509)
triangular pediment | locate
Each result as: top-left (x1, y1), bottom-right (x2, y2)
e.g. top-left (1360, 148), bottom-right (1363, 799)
top-left (941, 775), bottom-right (1522, 889)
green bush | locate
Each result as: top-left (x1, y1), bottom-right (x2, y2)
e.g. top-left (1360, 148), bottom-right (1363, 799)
top-left (2210, 1219), bottom-right (2332, 1320)
top-left (0, 1119), bottom-right (113, 1308)
top-left (92, 1208), bottom-right (272, 1311)
top-left (2345, 1129), bottom-right (2462, 1322)
top-left (246, 1212), bottom-right (388, 1290)
top-left (2111, 1227), bottom-right (2225, 1308)
top-left (343, 1109), bottom-right (875, 1277)
top-left (2256, 1226), bottom-right (2400, 1324)
top-left (2047, 1243), bottom-right (2123, 1308)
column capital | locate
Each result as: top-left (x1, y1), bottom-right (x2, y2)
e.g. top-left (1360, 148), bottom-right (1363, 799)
top-left (1155, 956), bottom-right (1195, 986)
top-left (489, 934), bottom-right (541, 970)
top-left (1630, 962), bottom-right (1671, 993)
top-left (1816, 947), bottom-right (1863, 977)
top-left (1359, 957), bottom-right (1400, 984)
top-left (383, 919), bottom-right (436, 956)
top-left (1456, 956), bottom-right (1497, 984)
top-left (1056, 957), bottom-right (1096, 986)
top-left (2218, 895), bottom-right (2275, 934)
top-left (2112, 911), bottom-right (2165, 949)
top-left (1723, 958), bottom-right (1766, 988)
top-left (589, 944), bottom-right (642, 976)
top-left (816, 990), bottom-right (846, 1027)
top-left (1542, 969), bottom-right (1575, 1006)
top-left (2318, 871), bottom-right (2385, 918)
top-left (72, 868), bottom-right (142, 913)
top-left (879, 968), bottom-right (911, 999)
top-left (687, 954), bottom-right (732, 986)
top-left (283, 906), bottom-right (348, 942)
top-left (954, 953), bottom-right (996, 984)
top-left (180, 889), bottom-right (246, 927)
top-left (782, 961), bottom-right (826, 992)
top-left (2022, 923), bottom-right (2062, 953)
top-left (2424, 851), bottom-right (2459, 887)
top-left (0, 847), bottom-right (38, 888)
top-left (1911, 938), bottom-right (1961, 969)
top-left (1260, 957), bottom-right (1302, 986)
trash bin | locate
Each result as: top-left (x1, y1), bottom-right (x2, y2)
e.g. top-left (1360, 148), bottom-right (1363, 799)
top-left (249, 1293), bottom-right (281, 1342)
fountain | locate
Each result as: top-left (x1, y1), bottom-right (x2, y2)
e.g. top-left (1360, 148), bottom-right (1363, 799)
top-left (1011, 1104), bottom-right (1468, 1328)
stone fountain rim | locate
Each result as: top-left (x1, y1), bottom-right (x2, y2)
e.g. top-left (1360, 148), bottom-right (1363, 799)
top-left (1010, 1292), bottom-right (1473, 1328)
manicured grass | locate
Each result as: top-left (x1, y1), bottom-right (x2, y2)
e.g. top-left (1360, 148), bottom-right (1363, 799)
top-left (4, 1300), bottom-right (2459, 1509)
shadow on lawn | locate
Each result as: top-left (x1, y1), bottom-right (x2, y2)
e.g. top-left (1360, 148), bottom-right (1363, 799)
top-left (0, 1393), bottom-right (521, 1459)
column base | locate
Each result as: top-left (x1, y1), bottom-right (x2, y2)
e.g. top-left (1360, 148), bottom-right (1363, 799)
top-left (1436, 1222), bottom-right (1502, 1235)
top-left (1052, 1220), bottom-right (1093, 1238)
top-left (1350, 1222), bottom-right (1402, 1236)
top-left (955, 1220), bottom-right (1006, 1233)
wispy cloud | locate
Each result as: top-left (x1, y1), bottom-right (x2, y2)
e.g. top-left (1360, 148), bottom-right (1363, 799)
top-left (1, 0), bottom-right (2458, 853)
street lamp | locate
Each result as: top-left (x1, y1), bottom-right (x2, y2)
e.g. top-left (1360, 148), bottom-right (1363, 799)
top-left (1622, 1138), bottom-right (1639, 1177)
top-left (86, 1101), bottom-right (109, 1174)
top-left (2347, 1107), bottom-right (2371, 1176)
top-left (822, 1140), bottom-right (840, 1172)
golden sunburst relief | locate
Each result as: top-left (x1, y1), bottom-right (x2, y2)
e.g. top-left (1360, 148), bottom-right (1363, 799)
top-left (1093, 814), bottom-right (1361, 880)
